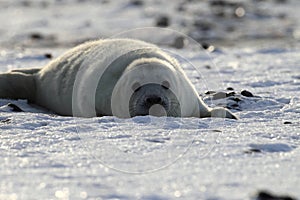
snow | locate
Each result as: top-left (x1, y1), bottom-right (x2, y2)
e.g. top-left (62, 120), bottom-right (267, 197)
top-left (1, 0), bottom-right (300, 200)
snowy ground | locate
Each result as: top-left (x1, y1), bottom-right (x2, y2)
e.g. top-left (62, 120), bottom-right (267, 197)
top-left (0, 0), bottom-right (300, 200)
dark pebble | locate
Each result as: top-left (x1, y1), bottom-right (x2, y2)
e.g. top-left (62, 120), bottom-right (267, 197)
top-left (231, 97), bottom-right (242, 102)
top-left (210, 0), bottom-right (226, 7)
top-left (201, 42), bottom-right (210, 50)
top-left (0, 118), bottom-right (11, 123)
top-left (30, 33), bottom-right (44, 40)
top-left (244, 148), bottom-right (262, 154)
top-left (172, 36), bottom-right (186, 49)
top-left (226, 104), bottom-right (239, 109)
top-left (283, 121), bottom-right (292, 124)
top-left (226, 87), bottom-right (234, 91)
top-left (201, 42), bottom-right (215, 52)
top-left (177, 3), bottom-right (185, 12)
top-left (212, 92), bottom-right (227, 100)
top-left (155, 16), bottom-right (169, 27)
top-left (44, 53), bottom-right (53, 59)
top-left (226, 92), bottom-right (236, 97)
top-left (21, 1), bottom-right (31, 7)
top-left (255, 190), bottom-right (296, 200)
top-left (193, 20), bottom-right (213, 31)
top-left (241, 90), bottom-right (254, 97)
top-left (274, 0), bottom-right (288, 4)
top-left (205, 90), bottom-right (216, 95)
top-left (40, 1), bottom-right (49, 8)
top-left (130, 0), bottom-right (143, 6)
top-left (226, 26), bottom-right (235, 32)
top-left (7, 103), bottom-right (23, 112)
top-left (145, 138), bottom-right (166, 143)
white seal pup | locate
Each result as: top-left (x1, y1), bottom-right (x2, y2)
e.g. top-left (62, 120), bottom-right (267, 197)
top-left (0, 39), bottom-right (237, 119)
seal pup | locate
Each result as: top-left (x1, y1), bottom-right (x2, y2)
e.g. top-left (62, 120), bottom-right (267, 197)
top-left (0, 39), bottom-right (237, 119)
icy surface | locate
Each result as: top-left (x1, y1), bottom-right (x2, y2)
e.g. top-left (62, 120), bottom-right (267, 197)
top-left (0, 0), bottom-right (300, 200)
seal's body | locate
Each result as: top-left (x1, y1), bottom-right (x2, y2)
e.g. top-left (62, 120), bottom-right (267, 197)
top-left (0, 39), bottom-right (237, 119)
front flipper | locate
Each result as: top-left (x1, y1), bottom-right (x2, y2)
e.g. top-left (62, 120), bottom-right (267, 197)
top-left (210, 107), bottom-right (238, 120)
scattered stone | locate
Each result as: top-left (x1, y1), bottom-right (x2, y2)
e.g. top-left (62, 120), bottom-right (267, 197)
top-left (274, 0), bottom-right (288, 4)
top-left (177, 3), bottom-right (185, 12)
top-left (244, 148), bottom-right (262, 154)
top-left (7, 103), bottom-right (23, 112)
top-left (155, 16), bottom-right (170, 27)
top-left (205, 65), bottom-right (211, 69)
top-left (40, 1), bottom-right (49, 8)
top-left (172, 36), bottom-right (186, 49)
top-left (241, 90), bottom-right (254, 97)
top-left (226, 103), bottom-right (239, 109)
top-left (226, 26), bottom-right (235, 32)
top-left (130, 0), bottom-right (144, 6)
top-left (226, 91), bottom-right (235, 97)
top-left (145, 138), bottom-right (168, 143)
top-left (44, 53), bottom-right (53, 59)
top-left (0, 118), bottom-right (11, 124)
top-left (212, 92), bottom-right (227, 100)
top-left (30, 33), bottom-right (44, 40)
top-left (209, 0), bottom-right (226, 7)
top-left (205, 90), bottom-right (216, 95)
top-left (226, 87), bottom-right (234, 91)
top-left (230, 97), bottom-right (242, 102)
top-left (20, 0), bottom-right (31, 7)
top-left (193, 20), bottom-right (213, 31)
top-left (201, 42), bottom-right (210, 49)
top-left (201, 42), bottom-right (215, 52)
top-left (283, 121), bottom-right (292, 124)
top-left (255, 190), bottom-right (296, 200)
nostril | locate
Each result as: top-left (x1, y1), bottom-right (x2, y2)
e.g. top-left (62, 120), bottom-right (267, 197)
top-left (146, 96), bottom-right (162, 105)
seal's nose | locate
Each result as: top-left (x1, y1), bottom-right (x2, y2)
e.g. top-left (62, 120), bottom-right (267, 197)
top-left (145, 96), bottom-right (162, 105)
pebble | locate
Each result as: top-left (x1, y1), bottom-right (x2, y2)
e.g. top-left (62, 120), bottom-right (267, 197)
top-left (130, 0), bottom-right (144, 6)
top-left (230, 97), bottom-right (242, 102)
top-left (30, 33), bottom-right (44, 40)
top-left (226, 91), bottom-right (235, 97)
top-left (241, 90), bottom-right (254, 97)
top-left (44, 53), bottom-right (53, 59)
top-left (244, 148), bottom-right (262, 154)
top-left (205, 91), bottom-right (216, 95)
top-left (255, 190), bottom-right (296, 200)
top-left (0, 118), bottom-right (11, 124)
top-left (201, 42), bottom-right (215, 52)
top-left (7, 103), bottom-right (23, 112)
top-left (226, 103), bottom-right (239, 109)
top-left (172, 36), bottom-right (186, 49)
top-left (193, 20), bottom-right (213, 31)
top-left (155, 16), bottom-right (170, 27)
top-left (212, 92), bottom-right (227, 100)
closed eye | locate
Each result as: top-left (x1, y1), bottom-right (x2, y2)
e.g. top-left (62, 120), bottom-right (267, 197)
top-left (132, 82), bottom-right (141, 92)
top-left (161, 80), bottom-right (170, 90)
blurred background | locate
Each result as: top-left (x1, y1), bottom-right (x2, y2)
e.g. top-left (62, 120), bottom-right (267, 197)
top-left (0, 0), bottom-right (299, 49)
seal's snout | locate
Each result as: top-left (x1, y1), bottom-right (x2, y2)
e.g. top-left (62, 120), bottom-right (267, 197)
top-left (145, 95), bottom-right (163, 106)
top-left (142, 94), bottom-right (168, 117)
top-left (129, 83), bottom-right (180, 117)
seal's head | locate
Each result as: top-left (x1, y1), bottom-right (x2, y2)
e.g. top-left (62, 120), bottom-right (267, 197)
top-left (111, 58), bottom-right (182, 118)
top-left (129, 82), bottom-right (180, 117)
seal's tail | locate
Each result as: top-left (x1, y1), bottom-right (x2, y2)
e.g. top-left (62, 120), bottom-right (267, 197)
top-left (0, 68), bottom-right (40, 102)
